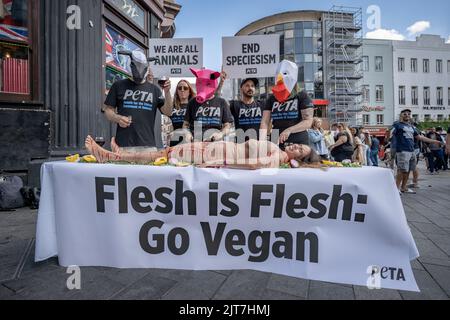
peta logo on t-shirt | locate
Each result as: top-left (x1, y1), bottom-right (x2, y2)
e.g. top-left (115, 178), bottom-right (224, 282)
top-left (172, 108), bottom-right (187, 117)
top-left (239, 107), bottom-right (262, 118)
top-left (272, 99), bottom-right (298, 113)
top-left (402, 126), bottom-right (414, 140)
top-left (195, 106), bottom-right (221, 118)
top-left (123, 90), bottom-right (154, 103)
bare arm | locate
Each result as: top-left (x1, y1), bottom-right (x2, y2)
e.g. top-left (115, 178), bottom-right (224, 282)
top-left (160, 81), bottom-right (174, 117)
top-left (102, 105), bottom-right (131, 128)
top-left (330, 135), bottom-right (348, 150)
top-left (279, 108), bottom-right (314, 143)
top-left (417, 135), bottom-right (444, 146)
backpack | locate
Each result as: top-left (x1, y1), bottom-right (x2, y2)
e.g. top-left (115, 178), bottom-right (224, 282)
top-left (0, 176), bottom-right (25, 210)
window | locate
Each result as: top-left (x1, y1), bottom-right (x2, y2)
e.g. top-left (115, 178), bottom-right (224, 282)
top-left (362, 85), bottom-right (370, 103)
top-left (437, 115), bottom-right (444, 121)
top-left (108, 0), bottom-right (146, 30)
top-left (363, 114), bottom-right (370, 125)
top-left (375, 85), bottom-right (384, 102)
top-left (448, 88), bottom-right (450, 106)
top-left (399, 86), bottom-right (406, 105)
top-left (448, 60), bottom-right (450, 73)
top-left (423, 59), bottom-right (429, 73)
top-left (437, 87), bottom-right (443, 105)
top-left (412, 114), bottom-right (419, 122)
top-left (423, 87), bottom-right (430, 105)
top-left (105, 25), bottom-right (145, 93)
top-left (398, 57), bottom-right (405, 72)
top-left (411, 86), bottom-right (418, 105)
top-left (362, 56), bottom-right (369, 71)
top-left (436, 60), bottom-right (443, 73)
top-left (375, 56), bottom-right (383, 72)
top-left (411, 58), bottom-right (418, 73)
top-left (424, 114), bottom-right (431, 121)
top-left (0, 0), bottom-right (39, 101)
top-left (376, 114), bottom-right (384, 125)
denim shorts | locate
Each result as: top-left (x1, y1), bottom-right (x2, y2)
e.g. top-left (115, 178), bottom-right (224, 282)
top-left (396, 151), bottom-right (417, 172)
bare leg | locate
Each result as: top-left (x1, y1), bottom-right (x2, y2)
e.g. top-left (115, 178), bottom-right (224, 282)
top-left (85, 135), bottom-right (121, 163)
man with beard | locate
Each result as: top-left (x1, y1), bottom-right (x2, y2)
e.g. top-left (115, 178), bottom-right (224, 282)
top-left (230, 78), bottom-right (264, 141)
top-left (102, 50), bottom-right (173, 148)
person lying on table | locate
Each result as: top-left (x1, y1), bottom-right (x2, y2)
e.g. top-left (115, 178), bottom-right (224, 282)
top-left (84, 135), bottom-right (322, 169)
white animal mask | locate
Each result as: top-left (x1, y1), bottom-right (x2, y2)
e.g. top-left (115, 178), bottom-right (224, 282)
top-left (272, 60), bottom-right (298, 103)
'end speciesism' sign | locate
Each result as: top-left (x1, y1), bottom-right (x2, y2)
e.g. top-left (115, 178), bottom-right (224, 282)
top-left (222, 34), bottom-right (280, 79)
top-left (149, 38), bottom-right (203, 78)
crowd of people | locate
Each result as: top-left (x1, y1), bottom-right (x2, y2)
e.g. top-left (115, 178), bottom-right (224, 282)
top-left (95, 50), bottom-right (450, 174)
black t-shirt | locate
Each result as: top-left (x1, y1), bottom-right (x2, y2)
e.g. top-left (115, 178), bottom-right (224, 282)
top-left (331, 132), bottom-right (354, 161)
top-left (184, 97), bottom-right (233, 138)
top-left (264, 90), bottom-right (314, 145)
top-left (230, 100), bottom-right (264, 134)
top-left (104, 79), bottom-right (165, 147)
top-left (170, 103), bottom-right (188, 130)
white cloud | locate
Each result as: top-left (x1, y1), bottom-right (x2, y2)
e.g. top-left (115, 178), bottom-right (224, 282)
top-left (446, 36), bottom-right (450, 44)
top-left (365, 28), bottom-right (406, 41)
top-left (407, 21), bottom-right (431, 36)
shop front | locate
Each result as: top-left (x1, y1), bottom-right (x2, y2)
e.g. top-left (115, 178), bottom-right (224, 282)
top-left (0, 0), bottom-right (180, 185)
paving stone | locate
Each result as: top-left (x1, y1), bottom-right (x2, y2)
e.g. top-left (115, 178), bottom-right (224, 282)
top-left (266, 274), bottom-right (309, 299)
top-left (161, 271), bottom-right (226, 300)
top-left (0, 284), bottom-right (14, 299)
top-left (399, 269), bottom-right (448, 300)
top-left (414, 238), bottom-right (448, 260)
top-left (211, 270), bottom-right (233, 276)
top-left (259, 288), bottom-right (304, 300)
top-left (353, 285), bottom-right (402, 300)
top-left (212, 270), bottom-right (271, 300)
top-left (0, 237), bottom-right (29, 282)
top-left (411, 259), bottom-right (425, 271)
top-left (111, 273), bottom-right (177, 300)
top-left (408, 224), bottom-right (428, 240)
top-left (411, 222), bottom-right (448, 236)
top-left (308, 281), bottom-right (355, 300)
top-left (418, 257), bottom-right (450, 268)
top-left (422, 264), bottom-right (450, 296)
top-left (426, 234), bottom-right (450, 256)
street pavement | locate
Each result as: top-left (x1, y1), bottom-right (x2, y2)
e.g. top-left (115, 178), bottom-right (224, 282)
top-left (1, 163), bottom-right (449, 300)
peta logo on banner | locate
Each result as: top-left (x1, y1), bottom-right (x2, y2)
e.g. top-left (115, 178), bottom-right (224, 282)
top-left (246, 68), bottom-right (258, 75)
top-left (367, 265), bottom-right (406, 289)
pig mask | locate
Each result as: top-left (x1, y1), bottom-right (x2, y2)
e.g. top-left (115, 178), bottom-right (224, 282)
top-left (272, 60), bottom-right (298, 103)
top-left (190, 68), bottom-right (221, 104)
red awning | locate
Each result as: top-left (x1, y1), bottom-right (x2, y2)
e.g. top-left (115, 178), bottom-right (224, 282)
top-left (313, 99), bottom-right (329, 106)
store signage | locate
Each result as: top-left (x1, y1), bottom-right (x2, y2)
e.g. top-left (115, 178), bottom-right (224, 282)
top-left (110, 0), bottom-right (145, 29)
top-left (149, 38), bottom-right (203, 77)
top-left (362, 106), bottom-right (385, 112)
top-left (222, 35), bottom-right (280, 79)
top-left (423, 106), bottom-right (446, 111)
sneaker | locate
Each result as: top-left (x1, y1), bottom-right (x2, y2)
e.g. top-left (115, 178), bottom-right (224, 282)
top-left (401, 188), bottom-right (416, 194)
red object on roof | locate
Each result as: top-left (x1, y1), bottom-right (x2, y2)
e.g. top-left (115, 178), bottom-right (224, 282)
top-left (313, 99), bottom-right (329, 106)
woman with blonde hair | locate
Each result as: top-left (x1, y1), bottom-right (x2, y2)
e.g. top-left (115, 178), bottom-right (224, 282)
top-left (329, 123), bottom-right (354, 162)
top-left (308, 118), bottom-right (329, 160)
top-left (169, 79), bottom-right (196, 146)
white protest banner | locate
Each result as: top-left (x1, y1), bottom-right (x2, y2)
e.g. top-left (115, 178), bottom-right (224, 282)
top-left (149, 38), bottom-right (203, 77)
top-left (222, 35), bottom-right (280, 79)
top-left (36, 162), bottom-right (420, 292)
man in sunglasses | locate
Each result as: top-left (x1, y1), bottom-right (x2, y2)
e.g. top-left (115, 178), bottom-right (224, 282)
top-left (393, 108), bottom-right (444, 194)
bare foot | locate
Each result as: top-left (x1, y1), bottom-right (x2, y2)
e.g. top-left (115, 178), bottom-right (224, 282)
top-left (111, 137), bottom-right (121, 154)
top-left (85, 135), bottom-right (120, 163)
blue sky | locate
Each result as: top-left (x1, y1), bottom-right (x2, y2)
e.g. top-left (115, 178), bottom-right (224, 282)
top-left (174, 0), bottom-right (450, 71)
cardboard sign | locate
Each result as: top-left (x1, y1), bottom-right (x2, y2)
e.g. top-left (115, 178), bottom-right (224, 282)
top-left (149, 38), bottom-right (203, 77)
top-left (222, 35), bottom-right (280, 79)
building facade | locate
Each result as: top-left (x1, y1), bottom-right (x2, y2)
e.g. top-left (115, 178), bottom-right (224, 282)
top-left (360, 39), bottom-right (394, 135)
top-left (392, 34), bottom-right (450, 123)
top-left (234, 8), bottom-right (363, 122)
top-left (0, 0), bottom-right (181, 177)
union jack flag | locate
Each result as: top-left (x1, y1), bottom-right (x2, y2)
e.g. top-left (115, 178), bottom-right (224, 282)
top-left (0, 24), bottom-right (28, 42)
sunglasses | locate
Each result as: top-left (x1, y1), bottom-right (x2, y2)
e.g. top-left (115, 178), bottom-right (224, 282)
top-left (177, 86), bottom-right (189, 91)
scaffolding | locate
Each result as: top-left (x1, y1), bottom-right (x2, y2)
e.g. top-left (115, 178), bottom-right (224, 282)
top-left (324, 6), bottom-right (363, 126)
